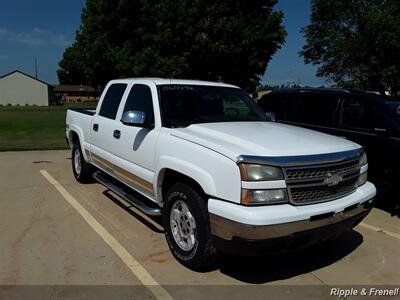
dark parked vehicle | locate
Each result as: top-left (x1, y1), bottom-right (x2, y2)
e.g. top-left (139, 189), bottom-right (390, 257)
top-left (258, 88), bottom-right (400, 210)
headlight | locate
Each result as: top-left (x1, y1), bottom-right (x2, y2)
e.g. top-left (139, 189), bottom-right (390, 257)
top-left (239, 164), bottom-right (283, 181)
top-left (356, 152), bottom-right (368, 187)
top-left (359, 152), bottom-right (367, 167)
top-left (241, 189), bottom-right (288, 205)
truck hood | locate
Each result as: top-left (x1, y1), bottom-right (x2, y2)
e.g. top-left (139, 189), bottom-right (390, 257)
top-left (171, 122), bottom-right (360, 161)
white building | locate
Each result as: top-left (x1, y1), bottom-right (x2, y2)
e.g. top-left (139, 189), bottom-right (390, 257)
top-left (0, 70), bottom-right (53, 106)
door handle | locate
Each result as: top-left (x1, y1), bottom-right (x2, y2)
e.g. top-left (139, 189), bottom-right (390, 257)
top-left (93, 123), bottom-right (99, 131)
top-left (113, 130), bottom-right (121, 139)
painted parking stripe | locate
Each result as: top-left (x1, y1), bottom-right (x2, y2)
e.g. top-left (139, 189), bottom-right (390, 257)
top-left (40, 170), bottom-right (173, 300)
top-left (360, 222), bottom-right (400, 240)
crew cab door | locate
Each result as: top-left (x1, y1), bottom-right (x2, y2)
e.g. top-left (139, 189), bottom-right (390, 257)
top-left (89, 83), bottom-right (128, 173)
top-left (259, 92), bottom-right (341, 136)
top-left (335, 96), bottom-right (392, 186)
top-left (286, 92), bottom-right (341, 136)
top-left (111, 83), bottom-right (159, 197)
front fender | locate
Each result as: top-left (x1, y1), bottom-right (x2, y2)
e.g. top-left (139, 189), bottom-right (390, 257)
top-left (155, 156), bottom-right (217, 202)
top-left (154, 130), bottom-right (242, 204)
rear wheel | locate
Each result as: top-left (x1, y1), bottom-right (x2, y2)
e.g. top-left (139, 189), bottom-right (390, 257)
top-left (72, 143), bottom-right (94, 183)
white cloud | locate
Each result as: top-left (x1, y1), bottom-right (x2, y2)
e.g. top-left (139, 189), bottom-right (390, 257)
top-left (0, 27), bottom-right (71, 47)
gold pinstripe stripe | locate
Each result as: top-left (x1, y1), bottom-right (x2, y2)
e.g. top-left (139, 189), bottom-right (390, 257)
top-left (91, 153), bottom-right (154, 195)
top-left (91, 153), bottom-right (114, 173)
top-left (114, 165), bottom-right (154, 195)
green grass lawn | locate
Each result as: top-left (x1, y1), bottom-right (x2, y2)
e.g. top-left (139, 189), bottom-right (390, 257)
top-left (0, 102), bottom-right (97, 151)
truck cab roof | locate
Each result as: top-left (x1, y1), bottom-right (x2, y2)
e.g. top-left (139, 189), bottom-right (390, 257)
top-left (108, 78), bottom-right (239, 88)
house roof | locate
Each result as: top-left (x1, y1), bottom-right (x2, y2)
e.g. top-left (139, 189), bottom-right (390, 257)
top-left (53, 85), bottom-right (100, 93)
top-left (0, 70), bottom-right (51, 86)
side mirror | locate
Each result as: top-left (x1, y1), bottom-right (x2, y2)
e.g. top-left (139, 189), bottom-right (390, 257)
top-left (266, 112), bottom-right (276, 122)
top-left (121, 110), bottom-right (147, 127)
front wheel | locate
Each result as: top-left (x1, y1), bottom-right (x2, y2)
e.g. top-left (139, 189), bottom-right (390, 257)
top-left (163, 183), bottom-right (216, 270)
top-left (72, 143), bottom-right (94, 183)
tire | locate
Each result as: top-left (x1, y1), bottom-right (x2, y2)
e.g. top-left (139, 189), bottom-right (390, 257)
top-left (163, 183), bottom-right (217, 270)
top-left (72, 142), bottom-right (94, 183)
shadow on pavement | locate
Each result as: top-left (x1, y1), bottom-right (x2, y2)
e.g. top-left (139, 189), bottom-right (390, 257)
top-left (374, 191), bottom-right (400, 218)
top-left (102, 190), bottom-right (164, 234)
top-left (217, 229), bottom-right (363, 284)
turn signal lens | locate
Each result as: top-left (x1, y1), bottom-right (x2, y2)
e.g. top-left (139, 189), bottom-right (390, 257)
top-left (356, 172), bottom-right (368, 187)
top-left (241, 189), bottom-right (288, 205)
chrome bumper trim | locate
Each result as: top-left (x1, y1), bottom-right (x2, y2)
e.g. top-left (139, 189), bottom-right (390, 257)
top-left (210, 199), bottom-right (373, 241)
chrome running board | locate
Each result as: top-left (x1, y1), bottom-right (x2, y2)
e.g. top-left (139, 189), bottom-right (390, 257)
top-left (93, 171), bottom-right (161, 216)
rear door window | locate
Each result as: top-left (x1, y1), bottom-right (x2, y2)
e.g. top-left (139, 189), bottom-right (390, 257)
top-left (259, 93), bottom-right (300, 122)
top-left (99, 83), bottom-right (127, 119)
top-left (294, 93), bottom-right (339, 127)
top-left (385, 101), bottom-right (400, 115)
top-left (340, 97), bottom-right (377, 130)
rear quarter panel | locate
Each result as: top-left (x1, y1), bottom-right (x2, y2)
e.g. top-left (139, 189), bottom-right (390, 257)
top-left (66, 109), bottom-right (94, 161)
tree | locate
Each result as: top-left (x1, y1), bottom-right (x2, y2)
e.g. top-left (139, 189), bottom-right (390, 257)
top-left (300, 0), bottom-right (400, 94)
top-left (58, 0), bottom-right (286, 92)
top-left (256, 84), bottom-right (280, 92)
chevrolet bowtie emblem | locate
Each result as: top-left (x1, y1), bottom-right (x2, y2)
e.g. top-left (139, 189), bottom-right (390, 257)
top-left (324, 173), bottom-right (343, 186)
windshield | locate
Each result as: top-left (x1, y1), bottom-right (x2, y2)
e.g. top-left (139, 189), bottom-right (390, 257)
top-left (158, 85), bottom-right (267, 127)
top-left (385, 100), bottom-right (400, 116)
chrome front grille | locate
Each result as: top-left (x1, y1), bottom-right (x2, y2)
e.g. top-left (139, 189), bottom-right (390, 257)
top-left (285, 160), bottom-right (360, 182)
top-left (284, 159), bottom-right (360, 205)
top-left (289, 177), bottom-right (358, 204)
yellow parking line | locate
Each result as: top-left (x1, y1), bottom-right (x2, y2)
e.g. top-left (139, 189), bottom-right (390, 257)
top-left (360, 222), bottom-right (400, 240)
top-left (40, 170), bottom-right (173, 300)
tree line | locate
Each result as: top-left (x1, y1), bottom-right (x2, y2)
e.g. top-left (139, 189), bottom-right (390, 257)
top-left (59, 0), bottom-right (400, 94)
top-left (58, 0), bottom-right (286, 92)
top-left (301, 0), bottom-right (400, 95)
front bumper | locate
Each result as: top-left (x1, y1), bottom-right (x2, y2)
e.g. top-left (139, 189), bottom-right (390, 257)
top-left (210, 199), bottom-right (373, 241)
top-left (209, 182), bottom-right (376, 255)
top-left (212, 204), bottom-right (372, 255)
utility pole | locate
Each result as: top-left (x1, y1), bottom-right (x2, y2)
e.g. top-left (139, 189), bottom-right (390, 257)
top-left (35, 57), bottom-right (38, 79)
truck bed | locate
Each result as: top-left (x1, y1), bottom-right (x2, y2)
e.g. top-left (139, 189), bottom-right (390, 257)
top-left (68, 108), bottom-right (96, 116)
top-left (66, 108), bottom-right (95, 147)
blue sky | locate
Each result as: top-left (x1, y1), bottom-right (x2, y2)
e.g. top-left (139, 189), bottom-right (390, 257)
top-left (0, 0), bottom-right (324, 86)
top-left (262, 0), bottom-right (325, 87)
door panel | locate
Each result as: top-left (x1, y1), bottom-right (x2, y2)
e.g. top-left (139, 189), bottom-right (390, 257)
top-left (89, 83), bottom-right (128, 158)
top-left (111, 83), bottom-right (159, 197)
top-left (336, 97), bottom-right (388, 186)
top-left (90, 115), bottom-right (121, 169)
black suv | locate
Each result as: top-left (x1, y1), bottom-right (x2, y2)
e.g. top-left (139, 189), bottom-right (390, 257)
top-left (258, 88), bottom-right (400, 209)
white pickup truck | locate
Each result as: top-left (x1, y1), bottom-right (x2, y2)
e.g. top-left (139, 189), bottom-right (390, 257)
top-left (66, 78), bottom-right (376, 270)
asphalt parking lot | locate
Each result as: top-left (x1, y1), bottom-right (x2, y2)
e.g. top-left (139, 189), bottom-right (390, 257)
top-left (0, 150), bottom-right (399, 300)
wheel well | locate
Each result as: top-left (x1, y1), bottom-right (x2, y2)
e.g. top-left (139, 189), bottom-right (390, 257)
top-left (161, 169), bottom-right (207, 201)
top-left (69, 131), bottom-right (80, 146)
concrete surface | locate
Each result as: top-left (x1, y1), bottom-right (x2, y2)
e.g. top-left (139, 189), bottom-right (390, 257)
top-left (0, 150), bottom-right (399, 300)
